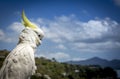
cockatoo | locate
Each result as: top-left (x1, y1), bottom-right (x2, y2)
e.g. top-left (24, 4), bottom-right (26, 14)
top-left (0, 11), bottom-right (44, 79)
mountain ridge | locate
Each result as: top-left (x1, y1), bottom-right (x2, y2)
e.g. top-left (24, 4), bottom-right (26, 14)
top-left (66, 57), bottom-right (120, 69)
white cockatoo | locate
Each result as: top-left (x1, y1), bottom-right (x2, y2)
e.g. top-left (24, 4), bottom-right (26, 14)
top-left (0, 11), bottom-right (44, 79)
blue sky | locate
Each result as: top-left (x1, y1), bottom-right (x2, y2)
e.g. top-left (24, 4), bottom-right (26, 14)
top-left (0, 0), bottom-right (120, 62)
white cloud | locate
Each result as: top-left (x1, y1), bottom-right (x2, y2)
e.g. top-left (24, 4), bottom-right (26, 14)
top-left (36, 52), bottom-right (70, 61)
top-left (82, 10), bottom-right (90, 17)
top-left (6, 22), bottom-right (24, 43)
top-left (83, 20), bottom-right (108, 38)
top-left (72, 57), bottom-right (86, 61)
top-left (8, 22), bottom-right (24, 33)
top-left (56, 44), bottom-right (67, 50)
top-left (73, 41), bottom-right (120, 53)
top-left (36, 16), bottom-right (120, 53)
top-left (0, 29), bottom-right (5, 40)
top-left (0, 29), bottom-right (15, 43)
top-left (42, 26), bottom-right (63, 43)
top-left (38, 16), bottom-right (119, 43)
top-left (51, 52), bottom-right (70, 59)
top-left (0, 22), bottom-right (24, 43)
top-left (114, 0), bottom-right (120, 6)
top-left (1, 14), bottom-right (120, 60)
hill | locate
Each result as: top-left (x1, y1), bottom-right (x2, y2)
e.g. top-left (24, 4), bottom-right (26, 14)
top-left (0, 50), bottom-right (118, 79)
top-left (66, 57), bottom-right (120, 69)
top-left (0, 49), bottom-right (10, 68)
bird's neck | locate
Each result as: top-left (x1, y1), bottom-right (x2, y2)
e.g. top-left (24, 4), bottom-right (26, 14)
top-left (18, 41), bottom-right (37, 50)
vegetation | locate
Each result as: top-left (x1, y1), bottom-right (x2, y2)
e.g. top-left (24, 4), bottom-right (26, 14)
top-left (0, 49), bottom-right (10, 68)
top-left (0, 50), bottom-right (118, 79)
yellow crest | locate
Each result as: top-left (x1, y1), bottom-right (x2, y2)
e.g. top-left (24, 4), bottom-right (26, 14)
top-left (22, 11), bottom-right (38, 29)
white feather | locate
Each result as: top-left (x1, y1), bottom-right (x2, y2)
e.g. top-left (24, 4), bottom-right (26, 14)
top-left (0, 27), bottom-right (44, 79)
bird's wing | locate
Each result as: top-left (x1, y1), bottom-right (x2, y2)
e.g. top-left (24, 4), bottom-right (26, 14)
top-left (0, 44), bottom-right (36, 79)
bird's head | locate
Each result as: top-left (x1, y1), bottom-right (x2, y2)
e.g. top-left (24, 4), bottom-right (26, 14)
top-left (19, 11), bottom-right (44, 47)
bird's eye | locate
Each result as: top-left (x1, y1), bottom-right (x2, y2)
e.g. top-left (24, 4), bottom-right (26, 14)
top-left (38, 35), bottom-right (41, 37)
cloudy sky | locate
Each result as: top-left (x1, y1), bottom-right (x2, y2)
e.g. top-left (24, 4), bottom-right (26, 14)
top-left (0, 0), bottom-right (120, 62)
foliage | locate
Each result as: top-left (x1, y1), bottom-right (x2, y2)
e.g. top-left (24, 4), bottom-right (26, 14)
top-left (32, 57), bottom-right (117, 79)
top-left (0, 50), bottom-right (118, 79)
top-left (0, 49), bottom-right (9, 68)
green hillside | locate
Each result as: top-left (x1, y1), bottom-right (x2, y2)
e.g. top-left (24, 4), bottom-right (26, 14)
top-left (32, 57), bottom-right (117, 79)
top-left (0, 49), bottom-right (10, 68)
top-left (0, 50), bottom-right (118, 79)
